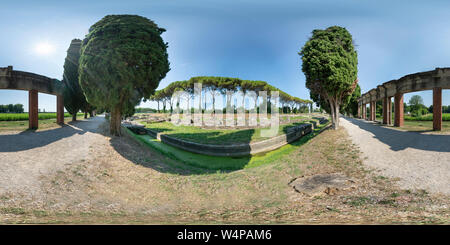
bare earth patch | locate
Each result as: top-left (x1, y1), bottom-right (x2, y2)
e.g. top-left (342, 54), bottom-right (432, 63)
top-left (289, 173), bottom-right (357, 197)
top-left (341, 117), bottom-right (450, 195)
top-left (0, 116), bottom-right (448, 224)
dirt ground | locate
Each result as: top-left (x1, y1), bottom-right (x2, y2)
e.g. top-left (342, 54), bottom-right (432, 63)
top-left (0, 116), bottom-right (448, 224)
top-left (341, 117), bottom-right (450, 195)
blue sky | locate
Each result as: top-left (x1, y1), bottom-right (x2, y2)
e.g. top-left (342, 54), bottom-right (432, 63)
top-left (0, 0), bottom-right (449, 112)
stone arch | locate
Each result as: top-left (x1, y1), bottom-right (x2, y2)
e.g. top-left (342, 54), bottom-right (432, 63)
top-left (357, 67), bottom-right (450, 131)
top-left (0, 66), bottom-right (65, 129)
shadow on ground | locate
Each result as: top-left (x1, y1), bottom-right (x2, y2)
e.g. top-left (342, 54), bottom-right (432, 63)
top-left (344, 117), bottom-right (450, 152)
top-left (0, 118), bottom-right (97, 152)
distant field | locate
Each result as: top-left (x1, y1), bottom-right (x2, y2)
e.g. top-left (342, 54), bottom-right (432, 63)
top-left (405, 113), bottom-right (450, 121)
top-left (0, 112), bottom-right (84, 121)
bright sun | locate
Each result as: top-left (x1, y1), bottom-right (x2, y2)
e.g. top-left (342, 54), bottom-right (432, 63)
top-left (34, 42), bottom-right (55, 55)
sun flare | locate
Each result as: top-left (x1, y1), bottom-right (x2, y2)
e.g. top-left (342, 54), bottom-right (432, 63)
top-left (34, 42), bottom-right (54, 55)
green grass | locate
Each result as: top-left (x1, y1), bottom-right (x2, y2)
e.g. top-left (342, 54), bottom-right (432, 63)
top-left (140, 118), bottom-right (320, 145)
top-left (124, 122), bottom-right (329, 171)
top-left (404, 113), bottom-right (450, 121)
top-left (401, 120), bottom-right (450, 132)
top-left (0, 112), bottom-right (84, 121)
top-left (0, 114), bottom-right (88, 132)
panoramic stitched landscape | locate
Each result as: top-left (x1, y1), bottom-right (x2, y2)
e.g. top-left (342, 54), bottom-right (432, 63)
top-left (0, 1), bottom-right (449, 225)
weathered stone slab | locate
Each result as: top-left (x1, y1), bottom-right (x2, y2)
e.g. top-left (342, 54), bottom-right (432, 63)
top-left (289, 173), bottom-right (356, 197)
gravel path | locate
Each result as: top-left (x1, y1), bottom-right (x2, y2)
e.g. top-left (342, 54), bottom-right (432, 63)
top-left (341, 117), bottom-right (450, 195)
top-left (0, 116), bottom-right (106, 198)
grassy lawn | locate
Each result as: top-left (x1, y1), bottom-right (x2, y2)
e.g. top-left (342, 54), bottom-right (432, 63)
top-left (401, 120), bottom-right (450, 132)
top-left (374, 114), bottom-right (450, 132)
top-left (139, 117), bottom-right (322, 145)
top-left (405, 113), bottom-right (450, 121)
top-left (124, 122), bottom-right (329, 171)
top-left (0, 114), bottom-right (89, 133)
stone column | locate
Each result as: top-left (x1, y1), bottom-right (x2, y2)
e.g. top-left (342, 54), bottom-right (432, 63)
top-left (370, 101), bottom-right (375, 121)
top-left (28, 89), bottom-right (38, 129)
top-left (394, 93), bottom-right (404, 127)
top-left (388, 97), bottom-right (392, 125)
top-left (382, 97), bottom-right (388, 124)
top-left (57, 95), bottom-right (64, 125)
top-left (362, 104), bottom-right (366, 120)
top-left (357, 104), bottom-right (361, 118)
top-left (433, 87), bottom-right (442, 131)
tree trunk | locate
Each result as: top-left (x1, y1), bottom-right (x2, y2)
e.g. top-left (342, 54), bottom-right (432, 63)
top-left (226, 92), bottom-right (232, 111)
top-left (110, 106), bottom-right (122, 136)
top-left (72, 113), bottom-right (77, 122)
top-left (157, 101), bottom-right (160, 113)
top-left (242, 93), bottom-right (246, 114)
top-left (212, 94), bottom-right (215, 114)
top-left (204, 91), bottom-right (206, 111)
top-left (254, 98), bottom-right (258, 114)
top-left (84, 111), bottom-right (88, 119)
top-left (329, 98), bottom-right (336, 129)
top-left (89, 111), bottom-right (94, 117)
top-left (334, 102), bottom-right (340, 129)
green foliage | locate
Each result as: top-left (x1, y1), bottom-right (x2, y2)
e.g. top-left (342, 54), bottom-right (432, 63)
top-left (149, 76), bottom-right (312, 114)
top-left (62, 39), bottom-right (90, 120)
top-left (300, 26), bottom-right (358, 128)
top-left (342, 84), bottom-right (361, 117)
top-left (0, 104), bottom-right (24, 113)
top-left (135, 107), bottom-right (157, 113)
top-left (407, 95), bottom-right (428, 117)
top-left (408, 95), bottom-right (424, 106)
top-left (79, 15), bottom-right (170, 135)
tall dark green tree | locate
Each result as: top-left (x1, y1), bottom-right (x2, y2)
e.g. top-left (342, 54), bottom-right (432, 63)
top-left (62, 39), bottom-right (89, 121)
top-left (342, 84), bottom-right (361, 117)
top-left (79, 15), bottom-right (170, 136)
top-left (300, 26), bottom-right (358, 129)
